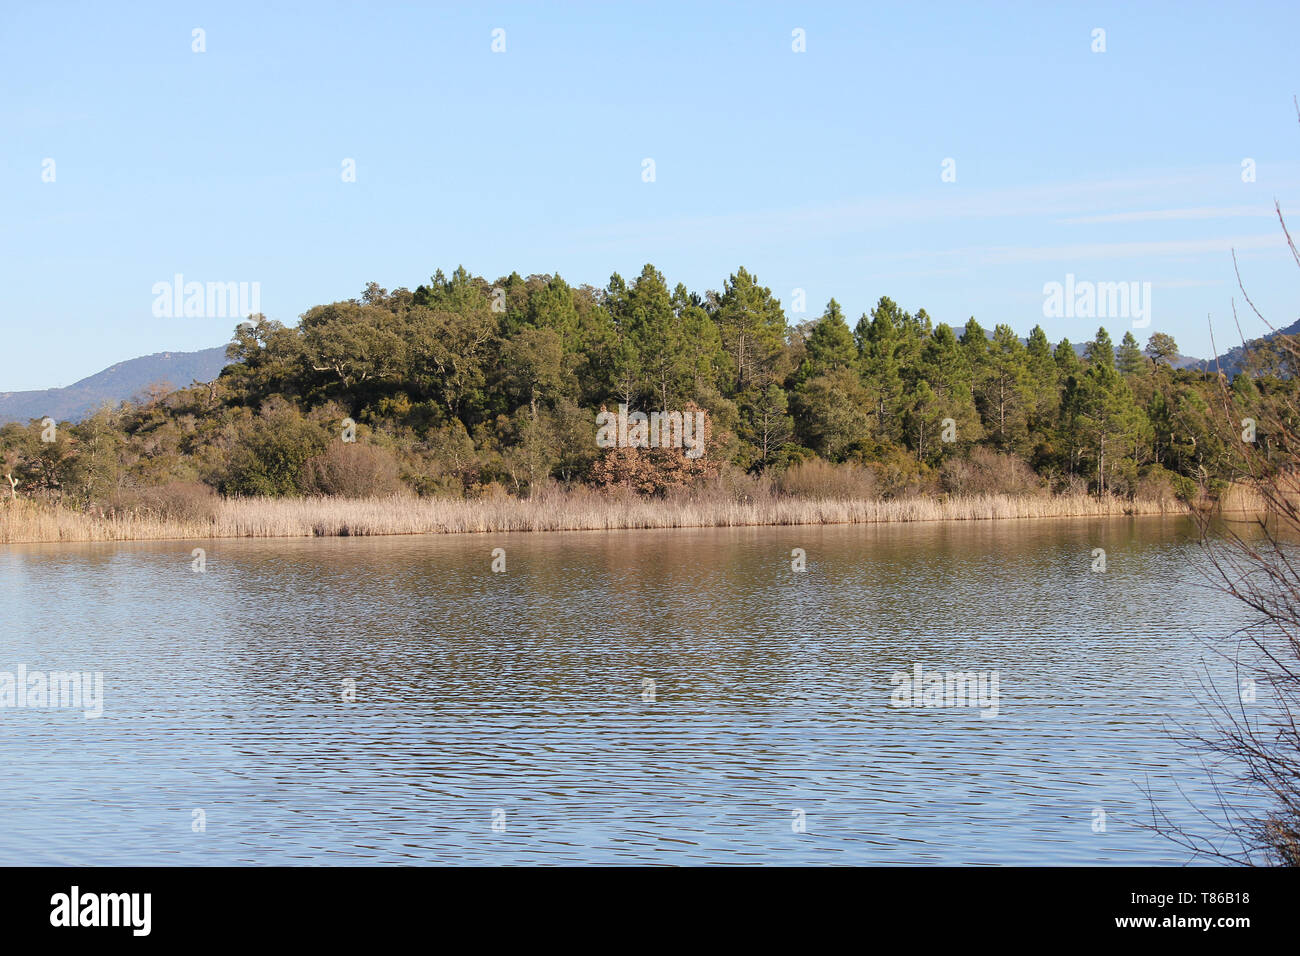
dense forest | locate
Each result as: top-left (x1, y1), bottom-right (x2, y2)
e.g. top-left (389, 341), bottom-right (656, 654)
top-left (2, 264), bottom-right (1295, 513)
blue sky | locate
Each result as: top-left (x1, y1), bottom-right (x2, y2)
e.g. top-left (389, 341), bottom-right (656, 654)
top-left (3, 1), bottom-right (1299, 390)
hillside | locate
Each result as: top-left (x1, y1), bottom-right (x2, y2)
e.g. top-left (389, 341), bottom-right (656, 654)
top-left (1203, 317), bottom-right (1300, 377)
top-left (0, 347), bottom-right (231, 424)
top-left (4, 311), bottom-right (1298, 427)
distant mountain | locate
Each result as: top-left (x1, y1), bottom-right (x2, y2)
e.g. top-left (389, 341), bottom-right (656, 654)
top-left (1202, 317), bottom-right (1300, 377)
top-left (1065, 340), bottom-right (1203, 371)
top-left (1086, 318), bottom-right (1300, 376)
top-left (1054, 323), bottom-right (1300, 376)
top-left (0, 347), bottom-right (231, 424)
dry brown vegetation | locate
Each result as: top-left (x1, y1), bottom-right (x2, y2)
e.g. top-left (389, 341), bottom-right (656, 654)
top-left (0, 486), bottom-right (1197, 544)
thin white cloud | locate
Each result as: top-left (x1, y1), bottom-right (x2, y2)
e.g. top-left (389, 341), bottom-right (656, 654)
top-left (892, 234), bottom-right (1287, 266)
top-left (567, 171), bottom-right (1235, 247)
top-left (1151, 278), bottom-right (1227, 288)
top-left (1058, 205), bottom-right (1280, 224)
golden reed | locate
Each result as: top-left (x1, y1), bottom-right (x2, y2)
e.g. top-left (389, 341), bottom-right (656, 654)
top-left (0, 491), bottom-right (1197, 544)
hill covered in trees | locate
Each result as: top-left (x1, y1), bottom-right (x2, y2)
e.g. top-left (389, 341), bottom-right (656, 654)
top-left (2, 264), bottom-right (1294, 512)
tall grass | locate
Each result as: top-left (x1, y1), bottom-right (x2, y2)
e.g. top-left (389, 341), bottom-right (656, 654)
top-left (0, 490), bottom-right (1196, 544)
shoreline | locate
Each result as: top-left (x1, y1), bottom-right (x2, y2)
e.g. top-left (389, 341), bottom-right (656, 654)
top-left (0, 492), bottom-right (1207, 545)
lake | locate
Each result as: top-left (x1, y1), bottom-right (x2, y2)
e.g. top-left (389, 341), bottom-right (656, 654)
top-left (0, 516), bottom-right (1262, 864)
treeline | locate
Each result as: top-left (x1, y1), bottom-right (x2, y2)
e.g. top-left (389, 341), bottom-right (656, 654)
top-left (3, 264), bottom-right (1297, 510)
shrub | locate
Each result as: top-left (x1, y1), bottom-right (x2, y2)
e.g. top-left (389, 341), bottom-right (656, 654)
top-left (111, 481), bottom-right (219, 521)
top-left (1135, 464), bottom-right (1196, 505)
top-left (1050, 472), bottom-right (1091, 497)
top-left (864, 447), bottom-right (937, 499)
top-left (940, 447), bottom-right (1046, 497)
top-left (775, 458), bottom-right (878, 500)
top-left (670, 463), bottom-right (773, 505)
top-left (1171, 474), bottom-right (1199, 503)
top-left (299, 442), bottom-right (405, 497)
top-left (587, 405), bottom-right (720, 497)
top-left (222, 401), bottom-right (329, 497)
top-left (473, 480), bottom-right (510, 500)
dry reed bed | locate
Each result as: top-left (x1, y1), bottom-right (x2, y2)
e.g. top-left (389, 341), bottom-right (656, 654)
top-left (0, 492), bottom-right (1191, 544)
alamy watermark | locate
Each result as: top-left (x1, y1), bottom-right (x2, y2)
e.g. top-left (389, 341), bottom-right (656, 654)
top-left (0, 665), bottom-right (103, 718)
top-left (596, 404), bottom-right (706, 459)
top-left (1042, 274), bottom-right (1151, 328)
top-left (50, 886), bottom-right (150, 936)
top-left (152, 274), bottom-right (261, 319)
top-left (889, 663), bottom-right (999, 718)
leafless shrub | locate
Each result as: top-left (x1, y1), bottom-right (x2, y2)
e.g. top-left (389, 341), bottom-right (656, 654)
top-left (299, 442), bottom-right (405, 497)
top-left (112, 481), bottom-right (219, 521)
top-left (1147, 156), bottom-right (1300, 864)
top-left (775, 458), bottom-right (879, 500)
top-left (1051, 471), bottom-right (1091, 498)
top-left (940, 447), bottom-right (1046, 497)
top-left (667, 463), bottom-right (774, 506)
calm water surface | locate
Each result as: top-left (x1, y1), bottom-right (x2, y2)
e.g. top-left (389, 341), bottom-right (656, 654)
top-left (0, 516), bottom-right (1261, 864)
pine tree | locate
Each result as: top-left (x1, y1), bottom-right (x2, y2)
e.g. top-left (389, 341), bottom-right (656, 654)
top-left (1054, 337), bottom-right (1081, 382)
top-left (627, 264), bottom-right (689, 411)
top-left (751, 383), bottom-right (795, 467)
top-left (792, 367), bottom-right (871, 461)
top-left (980, 324), bottom-right (1032, 451)
top-left (960, 317), bottom-right (989, 368)
top-left (903, 380), bottom-right (946, 463)
top-left (859, 297), bottom-right (905, 444)
top-left (1076, 357), bottom-right (1151, 495)
top-left (714, 267), bottom-right (787, 396)
top-left (803, 299), bottom-right (856, 374)
top-left (917, 323), bottom-right (981, 454)
top-left (1085, 327), bottom-right (1115, 370)
top-left (1024, 326), bottom-right (1058, 446)
top-left (1117, 331), bottom-right (1145, 377)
